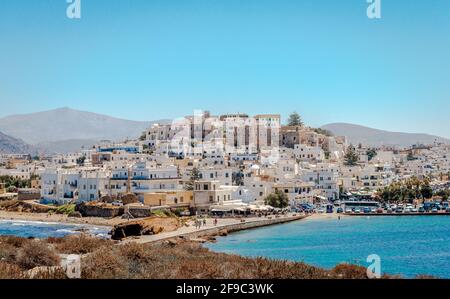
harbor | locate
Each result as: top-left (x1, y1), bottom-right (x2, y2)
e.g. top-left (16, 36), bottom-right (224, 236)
top-left (205, 214), bottom-right (450, 279)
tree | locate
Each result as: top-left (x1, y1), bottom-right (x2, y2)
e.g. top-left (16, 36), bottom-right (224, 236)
top-left (420, 182), bottom-right (433, 199)
top-left (435, 190), bottom-right (450, 201)
top-left (377, 177), bottom-right (437, 203)
top-left (367, 149), bottom-right (377, 161)
top-left (76, 156), bottom-right (86, 166)
top-left (184, 167), bottom-right (200, 191)
top-left (344, 145), bottom-right (359, 166)
top-left (407, 152), bottom-right (417, 161)
top-left (0, 175), bottom-right (31, 189)
top-left (287, 112), bottom-right (303, 127)
top-left (264, 190), bottom-right (289, 208)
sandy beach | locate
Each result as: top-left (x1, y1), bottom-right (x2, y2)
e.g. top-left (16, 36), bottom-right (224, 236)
top-left (0, 210), bottom-right (120, 227)
top-left (307, 212), bottom-right (348, 220)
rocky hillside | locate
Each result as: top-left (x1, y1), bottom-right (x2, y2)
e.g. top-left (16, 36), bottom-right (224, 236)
top-left (0, 131), bottom-right (36, 155)
top-left (321, 123), bottom-right (450, 147)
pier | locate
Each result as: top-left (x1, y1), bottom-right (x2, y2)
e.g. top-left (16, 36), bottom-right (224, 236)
top-left (130, 214), bottom-right (308, 244)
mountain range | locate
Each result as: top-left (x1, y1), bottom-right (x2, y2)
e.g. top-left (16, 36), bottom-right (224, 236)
top-left (321, 123), bottom-right (450, 147)
top-left (0, 108), bottom-right (448, 154)
top-left (0, 108), bottom-right (165, 154)
top-left (0, 131), bottom-right (37, 155)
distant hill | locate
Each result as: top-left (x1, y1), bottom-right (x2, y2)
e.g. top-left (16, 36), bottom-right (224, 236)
top-left (35, 139), bottom-right (99, 154)
top-left (0, 131), bottom-right (37, 155)
top-left (321, 123), bottom-right (450, 147)
top-left (0, 108), bottom-right (169, 154)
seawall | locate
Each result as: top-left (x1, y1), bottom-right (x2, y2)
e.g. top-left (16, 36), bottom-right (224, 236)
top-left (133, 214), bottom-right (307, 244)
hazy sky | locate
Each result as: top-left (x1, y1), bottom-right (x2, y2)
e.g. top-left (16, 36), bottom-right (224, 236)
top-left (0, 0), bottom-right (449, 137)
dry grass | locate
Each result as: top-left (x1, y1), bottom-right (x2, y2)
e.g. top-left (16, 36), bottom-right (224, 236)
top-left (47, 234), bottom-right (115, 255)
top-left (0, 235), bottom-right (422, 279)
top-left (0, 262), bottom-right (25, 279)
top-left (0, 236), bottom-right (60, 271)
top-left (81, 240), bottom-right (375, 279)
top-left (16, 240), bottom-right (60, 270)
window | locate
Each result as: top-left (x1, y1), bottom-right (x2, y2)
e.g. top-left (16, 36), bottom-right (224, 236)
top-left (203, 184), bottom-right (209, 190)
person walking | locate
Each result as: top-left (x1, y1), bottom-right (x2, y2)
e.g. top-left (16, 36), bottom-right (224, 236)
top-left (203, 218), bottom-right (207, 226)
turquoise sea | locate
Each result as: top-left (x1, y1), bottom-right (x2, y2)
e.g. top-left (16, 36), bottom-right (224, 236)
top-left (205, 216), bottom-right (450, 278)
top-left (0, 219), bottom-right (110, 239)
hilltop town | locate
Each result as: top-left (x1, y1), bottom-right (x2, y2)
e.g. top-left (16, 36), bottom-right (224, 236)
top-left (1, 111), bottom-right (449, 221)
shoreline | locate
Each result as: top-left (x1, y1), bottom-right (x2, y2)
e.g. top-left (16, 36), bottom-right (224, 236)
top-left (0, 210), bottom-right (117, 228)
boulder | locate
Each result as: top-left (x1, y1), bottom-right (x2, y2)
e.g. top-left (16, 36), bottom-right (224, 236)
top-left (110, 216), bottom-right (180, 240)
top-left (120, 193), bottom-right (139, 205)
top-left (218, 229), bottom-right (228, 236)
top-left (76, 202), bottom-right (123, 218)
top-left (68, 211), bottom-right (82, 218)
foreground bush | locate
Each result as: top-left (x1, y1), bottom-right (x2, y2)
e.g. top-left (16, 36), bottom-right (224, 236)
top-left (81, 241), bottom-right (367, 279)
top-left (0, 235), bottom-right (425, 279)
top-left (47, 234), bottom-right (115, 254)
top-left (0, 262), bottom-right (25, 279)
top-left (16, 241), bottom-right (61, 270)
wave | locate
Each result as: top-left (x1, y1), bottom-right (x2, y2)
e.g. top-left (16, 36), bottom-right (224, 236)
top-left (0, 219), bottom-right (67, 226)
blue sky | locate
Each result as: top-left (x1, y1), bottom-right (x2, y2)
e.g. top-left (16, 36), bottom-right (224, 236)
top-left (0, 0), bottom-right (449, 137)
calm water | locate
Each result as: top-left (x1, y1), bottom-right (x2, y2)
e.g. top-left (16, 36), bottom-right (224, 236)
top-left (0, 219), bottom-right (111, 239)
top-left (205, 216), bottom-right (450, 278)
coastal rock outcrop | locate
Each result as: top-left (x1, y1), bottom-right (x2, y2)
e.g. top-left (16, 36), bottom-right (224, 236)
top-left (75, 202), bottom-right (123, 218)
top-left (110, 216), bottom-right (180, 240)
top-left (0, 200), bottom-right (54, 213)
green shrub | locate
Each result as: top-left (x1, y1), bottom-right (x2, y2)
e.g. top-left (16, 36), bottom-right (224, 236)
top-left (55, 204), bottom-right (76, 215)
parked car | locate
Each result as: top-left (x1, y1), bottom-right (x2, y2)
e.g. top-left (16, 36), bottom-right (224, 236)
top-left (431, 208), bottom-right (438, 213)
top-left (376, 208), bottom-right (384, 214)
top-left (418, 207), bottom-right (425, 213)
top-left (395, 207), bottom-right (404, 213)
top-left (336, 207), bottom-right (344, 213)
top-left (363, 207), bottom-right (371, 214)
top-left (345, 208), bottom-right (353, 214)
top-left (354, 208), bottom-right (361, 214)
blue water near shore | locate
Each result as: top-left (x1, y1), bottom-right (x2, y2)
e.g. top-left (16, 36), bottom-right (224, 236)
top-left (205, 216), bottom-right (450, 278)
top-left (0, 219), bottom-right (110, 239)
